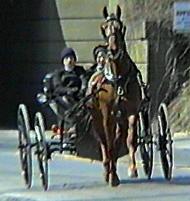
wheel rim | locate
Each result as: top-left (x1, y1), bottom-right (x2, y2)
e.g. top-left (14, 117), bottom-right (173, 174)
top-left (34, 112), bottom-right (48, 190)
top-left (158, 103), bottom-right (173, 180)
top-left (138, 112), bottom-right (153, 179)
top-left (140, 136), bottom-right (153, 179)
top-left (17, 104), bottom-right (32, 189)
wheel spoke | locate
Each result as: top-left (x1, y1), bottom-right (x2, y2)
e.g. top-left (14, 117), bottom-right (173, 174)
top-left (34, 112), bottom-right (48, 191)
top-left (138, 112), bottom-right (153, 179)
top-left (158, 103), bottom-right (173, 180)
top-left (17, 104), bottom-right (32, 189)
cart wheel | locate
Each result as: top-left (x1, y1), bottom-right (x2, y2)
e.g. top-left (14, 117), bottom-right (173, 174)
top-left (17, 104), bottom-right (32, 189)
top-left (34, 112), bottom-right (49, 191)
top-left (138, 111), bottom-right (153, 179)
top-left (158, 103), bottom-right (173, 180)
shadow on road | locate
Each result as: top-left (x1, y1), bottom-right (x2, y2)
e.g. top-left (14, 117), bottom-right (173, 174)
top-left (120, 175), bottom-right (190, 186)
top-left (170, 175), bottom-right (190, 185)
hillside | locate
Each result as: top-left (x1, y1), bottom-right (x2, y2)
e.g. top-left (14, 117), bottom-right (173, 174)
top-left (122, 0), bottom-right (190, 134)
top-left (169, 80), bottom-right (190, 134)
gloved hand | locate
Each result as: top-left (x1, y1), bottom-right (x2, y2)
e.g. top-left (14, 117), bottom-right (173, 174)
top-left (66, 87), bottom-right (79, 95)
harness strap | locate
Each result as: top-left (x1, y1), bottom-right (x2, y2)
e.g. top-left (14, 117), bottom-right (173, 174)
top-left (108, 49), bottom-right (124, 61)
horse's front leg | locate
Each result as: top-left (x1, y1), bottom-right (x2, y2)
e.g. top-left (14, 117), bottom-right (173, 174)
top-left (127, 115), bottom-right (138, 178)
top-left (91, 109), bottom-right (110, 184)
top-left (102, 107), bottom-right (120, 186)
top-left (99, 142), bottom-right (110, 183)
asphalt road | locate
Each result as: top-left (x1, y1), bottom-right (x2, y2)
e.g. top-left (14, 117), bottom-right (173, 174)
top-left (0, 130), bottom-right (190, 201)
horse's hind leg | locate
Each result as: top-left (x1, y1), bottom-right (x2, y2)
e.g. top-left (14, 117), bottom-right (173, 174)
top-left (127, 115), bottom-right (138, 178)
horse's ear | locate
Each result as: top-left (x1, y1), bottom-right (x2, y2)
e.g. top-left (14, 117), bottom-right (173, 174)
top-left (116, 5), bottom-right (121, 20)
top-left (103, 6), bottom-right (109, 19)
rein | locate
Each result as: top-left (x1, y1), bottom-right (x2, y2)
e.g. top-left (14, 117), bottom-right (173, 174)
top-left (62, 86), bottom-right (107, 143)
top-left (64, 87), bottom-right (104, 118)
top-left (104, 47), bottom-right (134, 97)
top-left (107, 48), bottom-right (124, 61)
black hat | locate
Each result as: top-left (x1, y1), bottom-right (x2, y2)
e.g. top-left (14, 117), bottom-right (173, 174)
top-left (60, 47), bottom-right (77, 62)
top-left (93, 45), bottom-right (107, 60)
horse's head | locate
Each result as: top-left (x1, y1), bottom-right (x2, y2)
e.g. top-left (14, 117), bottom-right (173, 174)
top-left (101, 5), bottom-right (126, 53)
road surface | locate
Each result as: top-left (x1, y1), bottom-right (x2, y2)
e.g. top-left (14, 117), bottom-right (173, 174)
top-left (0, 130), bottom-right (190, 201)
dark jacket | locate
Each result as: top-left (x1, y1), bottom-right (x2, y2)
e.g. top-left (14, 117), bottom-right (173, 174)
top-left (52, 65), bottom-right (86, 99)
top-left (42, 65), bottom-right (86, 127)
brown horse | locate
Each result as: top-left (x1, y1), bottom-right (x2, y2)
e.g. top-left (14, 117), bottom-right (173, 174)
top-left (89, 6), bottom-right (142, 186)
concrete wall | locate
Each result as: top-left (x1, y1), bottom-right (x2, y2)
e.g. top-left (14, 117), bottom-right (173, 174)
top-left (125, 20), bottom-right (148, 82)
top-left (55, 0), bottom-right (109, 65)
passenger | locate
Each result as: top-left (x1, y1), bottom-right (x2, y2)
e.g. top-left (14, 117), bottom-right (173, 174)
top-left (86, 45), bottom-right (107, 79)
top-left (86, 45), bottom-right (107, 97)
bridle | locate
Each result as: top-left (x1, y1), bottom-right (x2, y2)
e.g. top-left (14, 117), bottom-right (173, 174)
top-left (102, 17), bottom-right (127, 82)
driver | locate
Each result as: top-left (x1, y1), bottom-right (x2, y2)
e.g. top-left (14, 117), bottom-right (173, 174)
top-left (42, 47), bottom-right (86, 145)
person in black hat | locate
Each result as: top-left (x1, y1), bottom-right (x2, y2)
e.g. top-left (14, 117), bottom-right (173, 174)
top-left (53, 47), bottom-right (86, 102)
top-left (41, 47), bottom-right (86, 148)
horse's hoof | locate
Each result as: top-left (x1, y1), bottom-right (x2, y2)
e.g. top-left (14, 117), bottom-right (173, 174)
top-left (143, 163), bottom-right (149, 176)
top-left (104, 172), bottom-right (109, 183)
top-left (128, 168), bottom-right (138, 178)
top-left (109, 173), bottom-right (120, 187)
